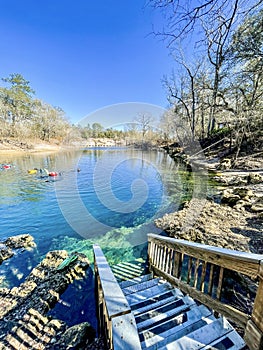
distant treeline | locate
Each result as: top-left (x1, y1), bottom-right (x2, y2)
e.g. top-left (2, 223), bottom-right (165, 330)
top-left (0, 74), bottom-right (164, 145)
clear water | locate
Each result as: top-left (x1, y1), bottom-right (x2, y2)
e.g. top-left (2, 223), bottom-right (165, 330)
top-left (0, 148), bottom-right (209, 329)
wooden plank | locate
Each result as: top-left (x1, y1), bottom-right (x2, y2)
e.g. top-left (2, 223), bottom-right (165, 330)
top-left (112, 263), bottom-right (143, 275)
top-left (119, 273), bottom-right (153, 289)
top-left (158, 317), bottom-right (233, 350)
top-left (216, 266), bottom-right (224, 300)
top-left (111, 265), bottom-right (142, 279)
top-left (141, 305), bottom-right (214, 350)
top-left (122, 278), bottom-right (160, 295)
top-left (244, 319), bottom-right (263, 350)
top-left (148, 234), bottom-right (263, 277)
top-left (173, 251), bottom-right (183, 278)
top-left (112, 313), bottom-right (142, 350)
top-left (133, 288), bottom-right (184, 315)
top-left (151, 266), bottom-right (249, 328)
top-left (157, 245), bottom-right (162, 269)
top-left (159, 246), bottom-right (164, 270)
top-left (134, 294), bottom-right (177, 317)
top-left (165, 248), bottom-right (171, 274)
top-left (203, 330), bottom-right (246, 350)
top-left (126, 283), bottom-right (173, 307)
top-left (187, 256), bottom-right (193, 284)
top-left (250, 261), bottom-right (263, 332)
top-left (193, 258), bottom-right (200, 288)
top-left (163, 247), bottom-right (167, 271)
top-left (152, 243), bottom-right (157, 266)
top-left (208, 263), bottom-right (214, 296)
top-left (168, 249), bottom-right (174, 275)
top-left (93, 244), bottom-right (131, 319)
top-left (136, 295), bottom-right (196, 332)
top-left (200, 261), bottom-right (207, 292)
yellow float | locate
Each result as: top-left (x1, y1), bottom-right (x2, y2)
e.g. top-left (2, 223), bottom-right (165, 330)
top-left (28, 169), bottom-right (38, 174)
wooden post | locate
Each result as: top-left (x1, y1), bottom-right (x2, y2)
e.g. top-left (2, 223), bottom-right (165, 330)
top-left (244, 261), bottom-right (263, 350)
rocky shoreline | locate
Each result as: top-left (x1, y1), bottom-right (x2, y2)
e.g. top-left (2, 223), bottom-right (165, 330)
top-left (157, 143), bottom-right (263, 254)
top-left (154, 151), bottom-right (263, 336)
top-left (0, 234), bottom-right (104, 350)
top-left (155, 165), bottom-right (263, 254)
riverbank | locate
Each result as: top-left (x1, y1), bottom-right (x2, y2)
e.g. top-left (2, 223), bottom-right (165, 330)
top-left (155, 148), bottom-right (263, 255)
top-left (0, 138), bottom-right (128, 155)
top-left (0, 139), bottom-right (64, 154)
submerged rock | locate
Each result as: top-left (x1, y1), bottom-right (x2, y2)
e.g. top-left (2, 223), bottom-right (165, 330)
top-left (0, 249), bottom-right (95, 349)
top-left (0, 244), bottom-right (13, 263)
top-left (4, 234), bottom-right (36, 250)
top-left (52, 322), bottom-right (96, 349)
top-left (0, 234), bottom-right (36, 265)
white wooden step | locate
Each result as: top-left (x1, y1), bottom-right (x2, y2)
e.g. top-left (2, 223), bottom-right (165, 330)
top-left (133, 289), bottom-right (183, 316)
top-left (112, 265), bottom-right (144, 281)
top-left (131, 288), bottom-right (184, 315)
top-left (122, 278), bottom-right (160, 295)
top-left (119, 273), bottom-right (153, 289)
top-left (136, 295), bottom-right (196, 332)
top-left (141, 305), bottom-right (214, 349)
top-left (202, 329), bottom-right (246, 350)
top-left (126, 282), bottom-right (174, 307)
top-left (157, 317), bottom-right (241, 350)
top-left (112, 262), bottom-right (145, 276)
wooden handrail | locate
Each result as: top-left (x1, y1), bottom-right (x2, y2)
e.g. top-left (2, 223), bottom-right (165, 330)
top-left (93, 244), bottom-right (141, 350)
top-left (147, 233), bottom-right (263, 350)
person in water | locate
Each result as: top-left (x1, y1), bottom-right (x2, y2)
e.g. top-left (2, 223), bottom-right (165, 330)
top-left (39, 168), bottom-right (49, 177)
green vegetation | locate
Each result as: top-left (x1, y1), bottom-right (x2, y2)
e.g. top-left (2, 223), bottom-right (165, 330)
top-left (0, 75), bottom-right (162, 147)
top-left (0, 73), bottom-right (71, 143)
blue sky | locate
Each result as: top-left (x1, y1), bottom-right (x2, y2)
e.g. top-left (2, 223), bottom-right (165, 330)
top-left (0, 0), bottom-right (175, 126)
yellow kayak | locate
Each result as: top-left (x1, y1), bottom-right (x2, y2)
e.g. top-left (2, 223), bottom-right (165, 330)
top-left (28, 169), bottom-right (38, 174)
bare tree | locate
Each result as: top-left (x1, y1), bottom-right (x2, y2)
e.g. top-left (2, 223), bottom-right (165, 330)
top-left (148, 0), bottom-right (263, 137)
top-left (135, 112), bottom-right (155, 139)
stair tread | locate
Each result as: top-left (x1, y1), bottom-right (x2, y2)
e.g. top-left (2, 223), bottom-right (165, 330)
top-left (122, 278), bottom-right (160, 295)
top-left (137, 295), bottom-right (196, 332)
top-left (202, 330), bottom-right (246, 350)
top-left (119, 273), bottom-right (153, 289)
top-left (141, 304), bottom-right (213, 349)
top-left (126, 282), bottom-right (174, 307)
top-left (133, 291), bottom-right (182, 316)
top-left (156, 317), bottom-right (242, 350)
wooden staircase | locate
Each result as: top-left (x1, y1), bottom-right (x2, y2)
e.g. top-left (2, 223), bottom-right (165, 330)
top-left (118, 273), bottom-right (245, 350)
top-left (93, 234), bottom-right (263, 350)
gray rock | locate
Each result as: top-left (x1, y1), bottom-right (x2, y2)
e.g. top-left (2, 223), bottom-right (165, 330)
top-left (221, 189), bottom-right (241, 205)
top-left (55, 322), bottom-right (96, 349)
top-left (4, 233), bottom-right (36, 249)
top-left (247, 172), bottom-right (263, 184)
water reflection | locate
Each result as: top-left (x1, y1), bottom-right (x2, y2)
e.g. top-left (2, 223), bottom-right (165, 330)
top-left (0, 148), bottom-right (212, 329)
top-left (0, 148), bottom-right (209, 263)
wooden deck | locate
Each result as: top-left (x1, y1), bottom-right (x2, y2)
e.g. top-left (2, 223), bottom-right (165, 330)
top-left (93, 234), bottom-right (263, 350)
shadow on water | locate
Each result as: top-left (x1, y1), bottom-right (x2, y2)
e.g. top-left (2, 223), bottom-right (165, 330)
top-left (47, 267), bottom-right (97, 330)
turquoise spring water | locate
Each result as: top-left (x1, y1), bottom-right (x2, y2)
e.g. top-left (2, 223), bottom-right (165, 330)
top-left (0, 147), bottom-right (210, 328)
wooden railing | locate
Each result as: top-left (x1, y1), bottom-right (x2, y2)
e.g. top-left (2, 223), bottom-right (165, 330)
top-left (147, 233), bottom-right (263, 350)
top-left (93, 244), bottom-right (142, 350)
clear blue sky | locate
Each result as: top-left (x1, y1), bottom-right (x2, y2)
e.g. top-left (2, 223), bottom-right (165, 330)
top-left (0, 0), bottom-right (175, 125)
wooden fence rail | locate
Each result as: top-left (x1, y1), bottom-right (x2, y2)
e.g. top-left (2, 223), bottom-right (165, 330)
top-left (147, 233), bottom-right (263, 350)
